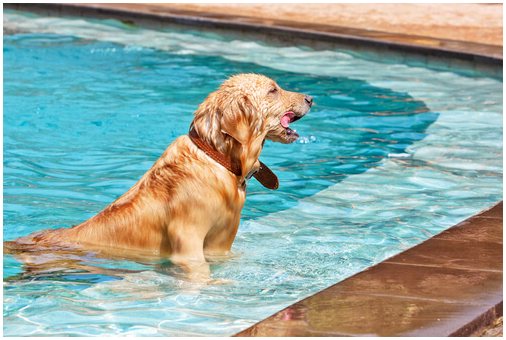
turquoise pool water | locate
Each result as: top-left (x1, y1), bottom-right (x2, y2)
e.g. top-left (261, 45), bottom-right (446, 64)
top-left (3, 10), bottom-right (503, 336)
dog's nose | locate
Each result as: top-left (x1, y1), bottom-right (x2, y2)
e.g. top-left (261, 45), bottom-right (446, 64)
top-left (304, 95), bottom-right (313, 107)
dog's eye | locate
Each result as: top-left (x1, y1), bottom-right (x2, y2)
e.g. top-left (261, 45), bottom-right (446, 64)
top-left (268, 87), bottom-right (278, 94)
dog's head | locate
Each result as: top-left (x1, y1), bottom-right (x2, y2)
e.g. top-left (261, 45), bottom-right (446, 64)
top-left (192, 73), bottom-right (312, 175)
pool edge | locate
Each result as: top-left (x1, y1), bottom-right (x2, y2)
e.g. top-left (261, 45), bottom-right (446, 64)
top-left (3, 3), bottom-right (502, 65)
top-left (235, 201), bottom-right (503, 336)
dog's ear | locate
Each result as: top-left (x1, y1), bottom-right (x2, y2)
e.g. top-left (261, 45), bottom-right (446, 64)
top-left (220, 93), bottom-right (267, 177)
top-left (220, 94), bottom-right (264, 146)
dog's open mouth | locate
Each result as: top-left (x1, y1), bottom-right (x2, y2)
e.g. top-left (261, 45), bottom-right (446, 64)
top-left (280, 111), bottom-right (302, 140)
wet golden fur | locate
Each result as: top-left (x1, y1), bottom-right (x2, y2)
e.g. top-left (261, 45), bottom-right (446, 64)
top-left (9, 74), bottom-right (312, 275)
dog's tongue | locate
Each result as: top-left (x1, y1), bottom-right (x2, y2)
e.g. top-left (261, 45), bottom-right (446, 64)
top-left (281, 111), bottom-right (295, 128)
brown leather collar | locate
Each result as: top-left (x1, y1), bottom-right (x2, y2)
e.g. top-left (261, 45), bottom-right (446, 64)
top-left (188, 127), bottom-right (279, 190)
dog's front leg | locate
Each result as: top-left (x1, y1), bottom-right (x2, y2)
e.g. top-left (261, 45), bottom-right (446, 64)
top-left (171, 257), bottom-right (210, 281)
top-left (167, 228), bottom-right (210, 280)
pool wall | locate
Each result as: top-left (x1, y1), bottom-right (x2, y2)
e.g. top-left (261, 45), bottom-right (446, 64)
top-left (4, 3), bottom-right (503, 337)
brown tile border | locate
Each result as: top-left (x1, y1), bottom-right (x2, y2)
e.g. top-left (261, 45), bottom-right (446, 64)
top-left (236, 202), bottom-right (503, 336)
top-left (4, 2), bottom-right (502, 66)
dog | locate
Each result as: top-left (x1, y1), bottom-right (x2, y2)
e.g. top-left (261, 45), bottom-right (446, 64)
top-left (7, 73), bottom-right (312, 278)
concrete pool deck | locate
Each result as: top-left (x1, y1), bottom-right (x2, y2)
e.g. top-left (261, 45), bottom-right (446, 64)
top-left (159, 3), bottom-right (503, 47)
top-left (4, 3), bottom-right (503, 337)
top-left (83, 3), bottom-right (502, 61)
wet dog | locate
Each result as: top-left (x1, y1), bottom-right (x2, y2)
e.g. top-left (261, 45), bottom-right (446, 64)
top-left (6, 73), bottom-right (312, 278)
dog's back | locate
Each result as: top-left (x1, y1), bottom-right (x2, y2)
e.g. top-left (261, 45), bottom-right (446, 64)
top-left (8, 136), bottom-right (243, 259)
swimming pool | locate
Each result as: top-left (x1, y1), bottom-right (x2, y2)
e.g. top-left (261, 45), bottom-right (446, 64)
top-left (3, 10), bottom-right (502, 336)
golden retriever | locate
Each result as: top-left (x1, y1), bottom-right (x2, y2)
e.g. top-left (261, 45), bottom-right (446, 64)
top-left (7, 73), bottom-right (312, 277)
